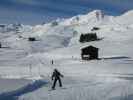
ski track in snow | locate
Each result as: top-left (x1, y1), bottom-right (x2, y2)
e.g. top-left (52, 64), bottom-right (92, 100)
top-left (0, 80), bottom-right (48, 100)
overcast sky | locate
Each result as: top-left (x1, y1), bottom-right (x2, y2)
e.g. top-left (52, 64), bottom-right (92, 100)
top-left (0, 0), bottom-right (133, 25)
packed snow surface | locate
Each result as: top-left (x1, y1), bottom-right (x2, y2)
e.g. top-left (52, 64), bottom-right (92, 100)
top-left (0, 10), bottom-right (133, 100)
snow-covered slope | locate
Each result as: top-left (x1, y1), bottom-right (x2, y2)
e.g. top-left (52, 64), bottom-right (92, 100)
top-left (115, 10), bottom-right (133, 25)
top-left (0, 10), bottom-right (133, 100)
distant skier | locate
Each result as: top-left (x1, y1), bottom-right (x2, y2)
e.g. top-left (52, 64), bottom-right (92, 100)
top-left (51, 60), bottom-right (54, 65)
top-left (0, 42), bottom-right (1, 48)
top-left (51, 69), bottom-right (64, 90)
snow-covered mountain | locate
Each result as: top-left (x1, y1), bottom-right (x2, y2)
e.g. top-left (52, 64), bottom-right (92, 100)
top-left (0, 9), bottom-right (133, 69)
top-left (0, 10), bottom-right (133, 100)
top-left (1, 10), bottom-right (132, 51)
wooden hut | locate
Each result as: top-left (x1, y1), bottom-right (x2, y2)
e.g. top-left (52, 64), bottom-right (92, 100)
top-left (79, 33), bottom-right (98, 43)
top-left (91, 27), bottom-right (100, 31)
top-left (81, 45), bottom-right (99, 60)
top-left (28, 37), bottom-right (36, 41)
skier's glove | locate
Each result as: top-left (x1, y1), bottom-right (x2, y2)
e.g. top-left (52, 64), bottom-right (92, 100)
top-left (61, 75), bottom-right (64, 78)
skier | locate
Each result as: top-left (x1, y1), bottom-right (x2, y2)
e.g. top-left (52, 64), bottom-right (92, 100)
top-left (51, 69), bottom-right (64, 90)
top-left (51, 60), bottom-right (54, 65)
top-left (0, 42), bottom-right (1, 48)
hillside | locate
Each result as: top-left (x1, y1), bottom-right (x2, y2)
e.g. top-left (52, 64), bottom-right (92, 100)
top-left (0, 10), bottom-right (133, 100)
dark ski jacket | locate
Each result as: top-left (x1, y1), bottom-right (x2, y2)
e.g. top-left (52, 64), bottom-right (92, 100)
top-left (52, 69), bottom-right (63, 80)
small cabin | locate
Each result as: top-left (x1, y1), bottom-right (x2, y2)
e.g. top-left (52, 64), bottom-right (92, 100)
top-left (79, 33), bottom-right (98, 43)
top-left (81, 45), bottom-right (99, 60)
top-left (0, 24), bottom-right (5, 28)
top-left (28, 37), bottom-right (36, 41)
top-left (91, 27), bottom-right (100, 31)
